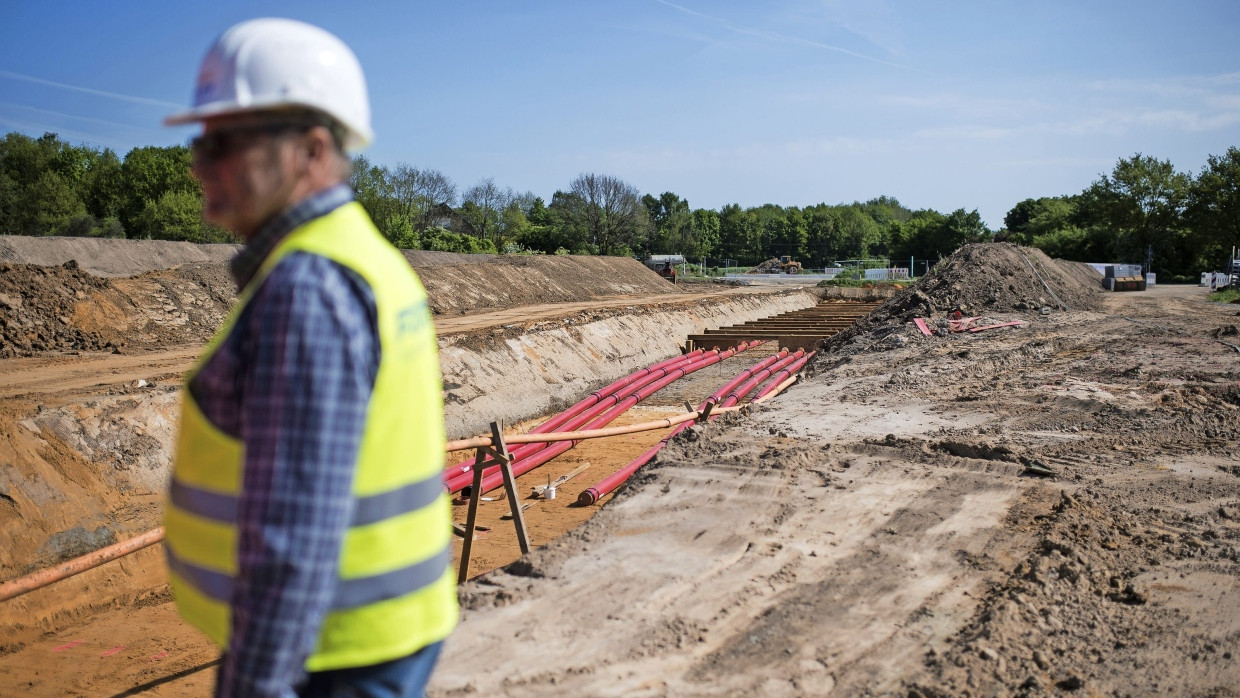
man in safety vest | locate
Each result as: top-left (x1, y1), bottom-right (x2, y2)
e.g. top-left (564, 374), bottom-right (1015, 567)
top-left (163, 18), bottom-right (456, 697)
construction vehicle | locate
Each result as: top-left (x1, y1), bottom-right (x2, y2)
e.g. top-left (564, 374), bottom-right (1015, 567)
top-left (643, 254), bottom-right (682, 284)
top-left (1230, 246), bottom-right (1240, 288)
top-left (750, 256), bottom-right (802, 274)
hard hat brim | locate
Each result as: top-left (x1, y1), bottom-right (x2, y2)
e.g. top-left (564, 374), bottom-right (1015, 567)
top-left (163, 99), bottom-right (373, 150)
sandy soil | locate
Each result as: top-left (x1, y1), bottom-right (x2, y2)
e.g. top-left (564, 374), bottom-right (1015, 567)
top-left (2, 239), bottom-right (1238, 697)
top-left (431, 284), bottom-right (1240, 697)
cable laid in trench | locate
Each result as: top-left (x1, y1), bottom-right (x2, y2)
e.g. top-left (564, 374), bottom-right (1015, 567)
top-left (580, 352), bottom-right (813, 505)
top-left (464, 340), bottom-right (762, 497)
top-left (444, 348), bottom-right (712, 491)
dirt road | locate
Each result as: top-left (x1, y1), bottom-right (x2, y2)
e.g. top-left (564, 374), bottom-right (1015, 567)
top-left (431, 285), bottom-right (1240, 697)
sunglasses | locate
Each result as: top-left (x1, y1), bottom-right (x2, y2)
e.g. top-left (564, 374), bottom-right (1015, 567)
top-left (190, 122), bottom-right (313, 162)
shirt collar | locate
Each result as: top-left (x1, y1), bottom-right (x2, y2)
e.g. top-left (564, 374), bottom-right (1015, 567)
top-left (229, 183), bottom-right (355, 290)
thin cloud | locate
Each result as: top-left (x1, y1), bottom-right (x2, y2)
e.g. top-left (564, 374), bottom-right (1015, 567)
top-left (0, 101), bottom-right (141, 131)
top-left (0, 69), bottom-right (181, 109)
top-left (652, 0), bottom-right (920, 72)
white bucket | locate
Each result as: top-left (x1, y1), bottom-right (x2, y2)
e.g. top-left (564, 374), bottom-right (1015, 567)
top-left (545, 485), bottom-right (557, 500)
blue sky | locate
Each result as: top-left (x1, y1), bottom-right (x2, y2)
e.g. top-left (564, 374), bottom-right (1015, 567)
top-left (2, 1), bottom-right (1238, 227)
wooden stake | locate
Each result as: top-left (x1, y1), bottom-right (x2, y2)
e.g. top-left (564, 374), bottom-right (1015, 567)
top-left (494, 421), bottom-right (531, 555)
top-left (457, 438), bottom-right (489, 583)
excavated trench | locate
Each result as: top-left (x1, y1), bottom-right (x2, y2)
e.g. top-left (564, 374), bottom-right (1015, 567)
top-left (0, 239), bottom-right (885, 670)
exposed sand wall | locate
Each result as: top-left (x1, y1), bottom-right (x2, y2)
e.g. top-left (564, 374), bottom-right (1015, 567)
top-left (440, 289), bottom-right (820, 438)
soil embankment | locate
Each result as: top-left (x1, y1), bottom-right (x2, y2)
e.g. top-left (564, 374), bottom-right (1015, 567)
top-left (0, 237), bottom-right (690, 357)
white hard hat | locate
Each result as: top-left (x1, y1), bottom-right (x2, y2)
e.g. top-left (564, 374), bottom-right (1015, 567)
top-left (165, 18), bottom-right (373, 151)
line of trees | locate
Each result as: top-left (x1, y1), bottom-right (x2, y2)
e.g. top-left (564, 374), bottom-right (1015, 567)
top-left (0, 131), bottom-right (232, 242)
top-left (348, 155), bottom-right (991, 267)
top-left (2, 130), bottom-right (1237, 278)
top-left (1001, 150), bottom-right (1240, 277)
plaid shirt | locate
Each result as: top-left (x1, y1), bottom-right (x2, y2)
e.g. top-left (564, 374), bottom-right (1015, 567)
top-left (191, 183), bottom-right (380, 698)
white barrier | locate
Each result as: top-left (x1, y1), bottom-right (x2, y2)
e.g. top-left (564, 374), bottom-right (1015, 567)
top-left (863, 268), bottom-right (910, 281)
top-left (1203, 272), bottom-right (1230, 287)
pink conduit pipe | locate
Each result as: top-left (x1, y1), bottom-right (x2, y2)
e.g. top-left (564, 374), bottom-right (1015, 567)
top-left (700, 349), bottom-right (788, 409)
top-left (577, 352), bottom-right (779, 506)
top-left (753, 351), bottom-right (816, 401)
top-left (466, 341), bottom-right (759, 497)
top-left (442, 349), bottom-right (708, 489)
top-left (443, 348), bottom-right (705, 481)
top-left (444, 348), bottom-right (724, 494)
top-left (579, 349), bottom-right (809, 505)
top-left (713, 349), bottom-right (804, 413)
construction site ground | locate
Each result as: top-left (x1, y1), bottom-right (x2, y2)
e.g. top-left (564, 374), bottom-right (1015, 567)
top-left (0, 239), bottom-right (1238, 696)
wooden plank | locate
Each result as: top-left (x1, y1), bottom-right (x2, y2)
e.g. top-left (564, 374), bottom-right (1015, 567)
top-left (532, 462), bottom-right (593, 495)
top-left (968, 321), bottom-right (1024, 333)
top-left (493, 423), bottom-right (531, 554)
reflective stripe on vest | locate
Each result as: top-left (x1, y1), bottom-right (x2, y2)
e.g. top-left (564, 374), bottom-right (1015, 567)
top-left (164, 202), bottom-right (457, 671)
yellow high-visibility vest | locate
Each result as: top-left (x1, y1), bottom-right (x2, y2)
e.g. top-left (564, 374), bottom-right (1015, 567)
top-left (164, 201), bottom-right (456, 672)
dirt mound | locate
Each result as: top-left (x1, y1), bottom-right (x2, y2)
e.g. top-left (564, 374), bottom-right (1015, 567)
top-left (1055, 258), bottom-right (1108, 292)
top-left (0, 262), bottom-right (235, 357)
top-left (749, 258), bottom-right (787, 273)
top-left (826, 243), bottom-right (1103, 344)
top-left (0, 236), bottom-right (241, 277)
top-left (904, 243), bottom-right (1103, 316)
top-left (0, 262), bottom-right (120, 356)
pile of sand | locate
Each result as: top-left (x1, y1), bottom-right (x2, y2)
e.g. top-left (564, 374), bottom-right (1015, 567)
top-left (0, 262), bottom-right (118, 356)
top-left (870, 243), bottom-right (1104, 325)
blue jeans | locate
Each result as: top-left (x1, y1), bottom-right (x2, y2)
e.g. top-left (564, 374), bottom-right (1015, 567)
top-left (300, 642), bottom-right (444, 698)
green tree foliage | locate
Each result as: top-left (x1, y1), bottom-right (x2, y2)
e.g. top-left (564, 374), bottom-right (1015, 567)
top-left (0, 131), bottom-right (224, 240)
top-left (1004, 152), bottom-right (1237, 276)
top-left (835, 206), bottom-right (882, 260)
top-left (349, 154), bottom-right (403, 241)
top-left (751, 204), bottom-right (806, 261)
top-left (1003, 197), bottom-right (1076, 245)
top-left (520, 192), bottom-right (590, 254)
top-left (1185, 146), bottom-right (1240, 270)
top-left (118, 145), bottom-right (199, 233)
top-left (718, 204), bottom-right (761, 263)
top-left (641, 192), bottom-right (716, 258)
top-left (566, 172), bottom-right (650, 256)
top-left (1074, 154), bottom-right (1191, 272)
top-left (691, 208), bottom-right (721, 259)
top-left (133, 189), bottom-right (232, 242)
top-left (29, 170), bottom-right (88, 234)
top-left (9, 130), bottom-right (1235, 275)
top-left (85, 148), bottom-right (124, 220)
top-left (889, 209), bottom-right (991, 262)
top-left (420, 226), bottom-right (497, 254)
